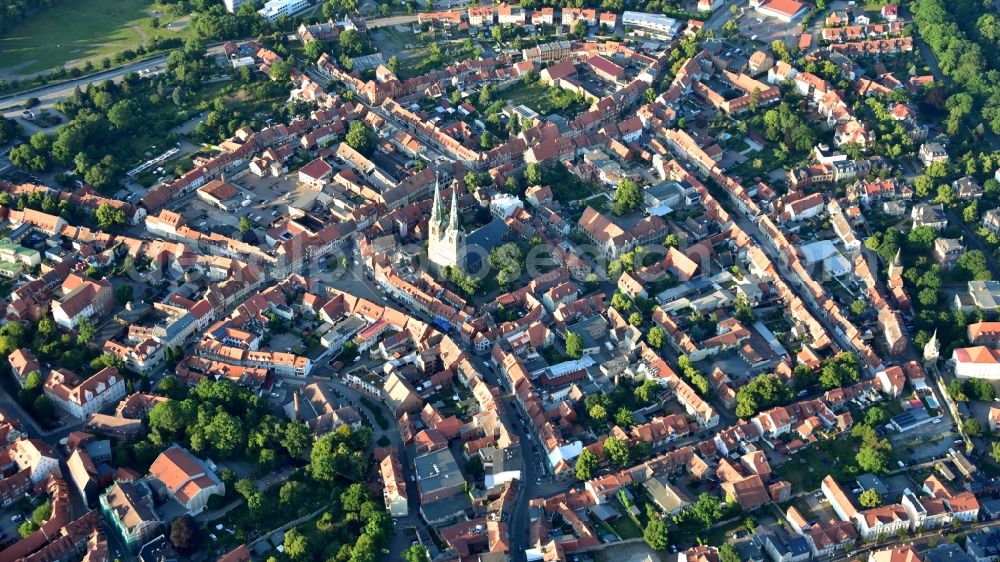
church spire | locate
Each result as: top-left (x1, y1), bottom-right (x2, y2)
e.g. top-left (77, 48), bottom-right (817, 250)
top-left (448, 183), bottom-right (460, 232)
top-left (924, 329), bottom-right (940, 362)
top-left (430, 173), bottom-right (442, 225)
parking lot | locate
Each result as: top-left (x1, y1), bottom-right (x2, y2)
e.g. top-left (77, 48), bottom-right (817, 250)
top-left (887, 416), bottom-right (960, 464)
top-left (0, 512), bottom-right (21, 546)
top-left (737, 10), bottom-right (804, 48)
top-left (170, 172), bottom-right (315, 239)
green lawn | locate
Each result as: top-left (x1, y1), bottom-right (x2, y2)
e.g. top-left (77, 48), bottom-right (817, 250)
top-left (498, 80), bottom-right (590, 119)
top-left (609, 514), bottom-right (643, 539)
top-left (0, 0), bottom-right (190, 76)
top-left (370, 26), bottom-right (420, 56)
top-left (401, 41), bottom-right (478, 79)
top-left (703, 519), bottom-right (752, 547)
top-left (776, 437), bottom-right (862, 491)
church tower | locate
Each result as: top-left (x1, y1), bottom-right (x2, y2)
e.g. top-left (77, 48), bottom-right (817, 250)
top-left (924, 329), bottom-right (940, 362)
top-left (428, 174), bottom-right (443, 243)
top-left (887, 249), bottom-right (904, 282)
top-left (428, 178), bottom-right (466, 272)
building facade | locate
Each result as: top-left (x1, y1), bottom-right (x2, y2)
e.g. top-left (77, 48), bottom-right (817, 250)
top-left (427, 179), bottom-right (466, 273)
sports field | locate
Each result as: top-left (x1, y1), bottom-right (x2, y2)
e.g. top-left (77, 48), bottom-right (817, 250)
top-left (0, 0), bottom-right (190, 77)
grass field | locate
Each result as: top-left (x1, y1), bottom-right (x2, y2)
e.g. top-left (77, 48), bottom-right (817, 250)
top-left (776, 437), bottom-right (861, 491)
top-left (499, 80), bottom-right (590, 119)
top-left (0, 0), bottom-right (190, 77)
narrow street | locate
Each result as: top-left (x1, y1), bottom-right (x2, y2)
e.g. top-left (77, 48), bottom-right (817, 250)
top-left (0, 387), bottom-right (83, 440)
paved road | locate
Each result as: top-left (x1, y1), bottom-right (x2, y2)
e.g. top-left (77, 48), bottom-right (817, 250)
top-left (834, 518), bottom-right (1000, 561)
top-left (0, 55), bottom-right (169, 108)
top-left (0, 42), bottom-right (227, 113)
top-left (0, 387), bottom-right (83, 440)
top-left (466, 353), bottom-right (546, 562)
top-left (704, 0), bottom-right (741, 31)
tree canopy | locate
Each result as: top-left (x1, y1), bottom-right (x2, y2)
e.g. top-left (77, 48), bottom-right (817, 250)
top-left (575, 448), bottom-right (598, 480)
top-left (488, 242), bottom-right (523, 288)
top-left (345, 121), bottom-right (376, 156)
top-left (604, 436), bottom-right (629, 467)
top-left (565, 332), bottom-right (583, 359)
top-left (859, 488), bottom-right (882, 508)
top-left (735, 374), bottom-right (793, 418)
top-left (612, 179), bottom-right (642, 215)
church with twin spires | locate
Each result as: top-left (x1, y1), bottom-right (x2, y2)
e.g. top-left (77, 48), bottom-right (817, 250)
top-left (427, 176), bottom-right (511, 276)
top-left (427, 177), bottom-right (466, 272)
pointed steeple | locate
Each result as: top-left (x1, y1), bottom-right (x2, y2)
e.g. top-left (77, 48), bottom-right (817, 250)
top-left (448, 183), bottom-right (460, 232)
top-left (430, 173), bottom-right (442, 225)
top-left (888, 248), bottom-right (903, 281)
top-left (924, 329), bottom-right (940, 362)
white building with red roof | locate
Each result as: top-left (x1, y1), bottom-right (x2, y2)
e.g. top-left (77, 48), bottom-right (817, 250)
top-left (10, 438), bottom-right (61, 484)
top-left (148, 444), bottom-right (225, 515)
top-left (297, 158), bottom-right (333, 189)
top-left (51, 273), bottom-right (113, 330)
top-left (875, 366), bottom-right (906, 398)
top-left (44, 367), bottom-right (126, 419)
top-left (953, 346), bottom-right (1000, 379)
top-left (8, 348), bottom-right (40, 388)
top-left (750, 0), bottom-right (808, 22)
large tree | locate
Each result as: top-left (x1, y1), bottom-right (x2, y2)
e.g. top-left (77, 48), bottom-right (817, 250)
top-left (719, 544), bottom-right (741, 562)
top-left (169, 515), bottom-right (199, 553)
top-left (575, 449), bottom-right (598, 480)
top-left (689, 493), bottom-right (725, 526)
top-left (345, 121), bottom-right (376, 156)
top-left (403, 545), bottom-right (428, 562)
top-left (643, 517), bottom-right (670, 550)
top-left (283, 527), bottom-right (312, 561)
top-left (565, 332), bottom-right (583, 359)
top-left (612, 179), bottom-right (642, 215)
top-left (856, 445), bottom-right (889, 474)
top-left (488, 242), bottom-right (523, 287)
top-left (604, 436), bottom-right (629, 467)
top-left (95, 203), bottom-right (126, 230)
top-left (339, 29), bottom-right (366, 56)
top-left (858, 489), bottom-right (882, 508)
top-left (647, 326), bottom-right (666, 349)
top-left (284, 421), bottom-right (312, 457)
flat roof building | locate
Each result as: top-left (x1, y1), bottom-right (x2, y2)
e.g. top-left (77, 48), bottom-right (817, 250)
top-left (258, 0), bottom-right (311, 22)
top-left (413, 447), bottom-right (466, 504)
top-left (622, 11), bottom-right (683, 40)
